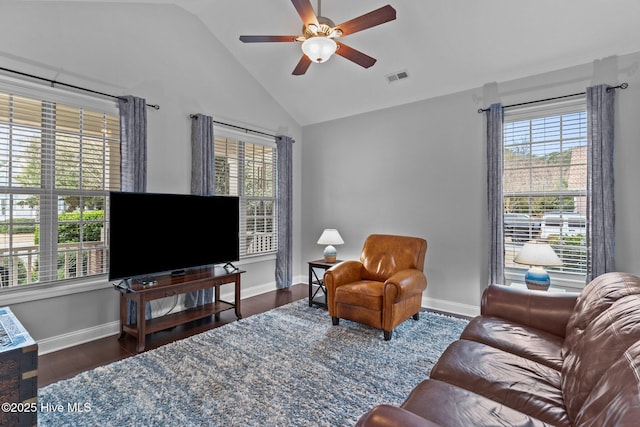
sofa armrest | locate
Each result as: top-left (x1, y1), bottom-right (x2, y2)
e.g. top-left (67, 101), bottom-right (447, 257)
top-left (355, 405), bottom-right (441, 427)
top-left (481, 284), bottom-right (579, 337)
top-left (384, 269), bottom-right (427, 301)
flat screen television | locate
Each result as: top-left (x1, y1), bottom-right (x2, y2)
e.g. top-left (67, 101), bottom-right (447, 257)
top-left (108, 191), bottom-right (239, 281)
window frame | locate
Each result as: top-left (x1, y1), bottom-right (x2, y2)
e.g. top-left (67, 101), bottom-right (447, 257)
top-left (213, 126), bottom-right (278, 259)
top-left (0, 75), bottom-right (119, 292)
top-left (502, 97), bottom-right (590, 291)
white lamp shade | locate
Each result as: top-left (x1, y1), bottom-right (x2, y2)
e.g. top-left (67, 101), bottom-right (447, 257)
top-left (317, 229), bottom-right (344, 245)
top-left (514, 242), bottom-right (562, 267)
top-left (301, 37), bottom-right (337, 63)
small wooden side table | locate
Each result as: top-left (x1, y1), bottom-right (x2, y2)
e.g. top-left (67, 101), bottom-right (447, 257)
top-left (308, 259), bottom-right (342, 308)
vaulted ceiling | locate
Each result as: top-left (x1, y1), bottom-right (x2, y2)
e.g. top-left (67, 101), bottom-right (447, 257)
top-left (27, 0), bottom-right (640, 125)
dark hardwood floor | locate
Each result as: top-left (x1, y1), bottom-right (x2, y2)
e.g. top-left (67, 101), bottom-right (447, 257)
top-left (38, 283), bottom-right (309, 388)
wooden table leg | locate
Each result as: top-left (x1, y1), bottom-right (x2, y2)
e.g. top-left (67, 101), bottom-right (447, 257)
top-left (136, 296), bottom-right (146, 352)
top-left (235, 273), bottom-right (242, 319)
top-left (308, 265), bottom-right (313, 307)
top-left (214, 285), bottom-right (222, 320)
top-left (118, 292), bottom-right (126, 339)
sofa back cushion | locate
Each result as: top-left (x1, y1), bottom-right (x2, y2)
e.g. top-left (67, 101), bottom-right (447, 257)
top-left (360, 234), bottom-right (427, 282)
top-left (562, 272), bottom-right (640, 356)
top-left (573, 340), bottom-right (640, 426)
top-left (561, 272), bottom-right (640, 421)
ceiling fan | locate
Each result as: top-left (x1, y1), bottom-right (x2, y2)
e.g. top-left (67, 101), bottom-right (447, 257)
top-left (239, 0), bottom-right (396, 75)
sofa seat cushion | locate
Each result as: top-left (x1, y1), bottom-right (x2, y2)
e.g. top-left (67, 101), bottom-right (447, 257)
top-left (460, 315), bottom-right (564, 370)
top-left (400, 379), bottom-right (551, 427)
top-left (355, 405), bottom-right (443, 427)
top-left (429, 339), bottom-right (569, 427)
top-left (335, 280), bottom-right (383, 309)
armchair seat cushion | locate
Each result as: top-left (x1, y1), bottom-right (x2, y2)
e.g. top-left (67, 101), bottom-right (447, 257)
top-left (334, 280), bottom-right (384, 310)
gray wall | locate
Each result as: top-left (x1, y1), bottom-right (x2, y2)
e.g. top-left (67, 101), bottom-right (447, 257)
top-left (301, 52), bottom-right (640, 315)
top-left (1, 2), bottom-right (639, 349)
top-left (0, 2), bottom-right (302, 351)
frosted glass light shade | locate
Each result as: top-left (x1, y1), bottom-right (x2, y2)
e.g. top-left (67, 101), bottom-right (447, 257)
top-left (301, 37), bottom-right (337, 63)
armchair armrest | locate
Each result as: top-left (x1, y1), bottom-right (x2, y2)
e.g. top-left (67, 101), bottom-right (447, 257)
top-left (384, 269), bottom-right (427, 302)
top-left (481, 284), bottom-right (579, 337)
top-left (324, 260), bottom-right (363, 315)
top-left (355, 405), bottom-right (441, 427)
top-left (324, 260), bottom-right (363, 290)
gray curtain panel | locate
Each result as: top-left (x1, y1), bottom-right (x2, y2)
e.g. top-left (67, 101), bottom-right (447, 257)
top-left (185, 114), bottom-right (215, 307)
top-left (118, 96), bottom-right (152, 324)
top-left (275, 135), bottom-right (294, 288)
top-left (487, 103), bottom-right (505, 286)
top-left (586, 85), bottom-right (616, 281)
top-left (119, 96), bottom-right (147, 193)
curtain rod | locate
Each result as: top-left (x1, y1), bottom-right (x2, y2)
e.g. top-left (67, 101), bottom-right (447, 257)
top-left (477, 82), bottom-right (628, 113)
top-left (189, 114), bottom-right (280, 139)
top-left (0, 66), bottom-right (160, 110)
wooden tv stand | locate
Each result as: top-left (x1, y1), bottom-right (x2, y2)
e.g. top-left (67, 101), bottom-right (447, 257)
top-left (116, 267), bottom-right (244, 352)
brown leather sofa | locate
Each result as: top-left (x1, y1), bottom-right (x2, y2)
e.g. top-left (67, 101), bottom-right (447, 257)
top-left (356, 271), bottom-right (640, 426)
top-left (324, 234), bottom-right (427, 340)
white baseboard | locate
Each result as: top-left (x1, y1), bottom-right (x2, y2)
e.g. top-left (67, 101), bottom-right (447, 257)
top-left (422, 296), bottom-right (480, 318)
top-left (38, 321), bottom-right (120, 355)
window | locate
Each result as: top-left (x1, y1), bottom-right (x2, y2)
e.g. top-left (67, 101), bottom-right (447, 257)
top-left (503, 99), bottom-right (589, 283)
top-left (214, 129), bottom-right (277, 257)
top-left (0, 81), bottom-right (120, 288)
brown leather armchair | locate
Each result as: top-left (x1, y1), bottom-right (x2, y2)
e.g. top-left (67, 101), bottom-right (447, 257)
top-left (324, 234), bottom-right (428, 340)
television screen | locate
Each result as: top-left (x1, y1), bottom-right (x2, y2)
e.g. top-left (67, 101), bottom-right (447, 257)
top-left (108, 191), bottom-right (239, 281)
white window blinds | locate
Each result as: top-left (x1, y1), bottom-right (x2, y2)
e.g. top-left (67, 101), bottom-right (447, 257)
top-left (503, 98), bottom-right (589, 277)
top-left (0, 84), bottom-right (120, 287)
top-left (214, 128), bottom-right (277, 257)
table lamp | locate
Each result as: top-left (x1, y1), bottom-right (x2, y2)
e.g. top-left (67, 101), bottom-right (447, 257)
top-left (317, 229), bottom-right (344, 263)
top-left (514, 242), bottom-right (562, 290)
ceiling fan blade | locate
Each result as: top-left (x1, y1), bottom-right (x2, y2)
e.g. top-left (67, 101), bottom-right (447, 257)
top-left (334, 5), bottom-right (396, 36)
top-left (239, 35), bottom-right (298, 43)
top-left (291, 0), bottom-right (319, 27)
top-left (292, 55), bottom-right (312, 75)
top-left (335, 42), bottom-right (377, 69)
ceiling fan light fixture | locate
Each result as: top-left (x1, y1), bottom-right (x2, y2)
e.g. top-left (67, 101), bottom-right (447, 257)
top-left (239, 3), bottom-right (396, 75)
top-left (301, 36), bottom-right (337, 63)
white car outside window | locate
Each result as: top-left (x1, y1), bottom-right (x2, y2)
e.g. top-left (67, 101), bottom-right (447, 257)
top-left (541, 213), bottom-right (586, 239)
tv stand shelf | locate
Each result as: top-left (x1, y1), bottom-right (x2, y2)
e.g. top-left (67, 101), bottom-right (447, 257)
top-left (116, 267), bottom-right (244, 352)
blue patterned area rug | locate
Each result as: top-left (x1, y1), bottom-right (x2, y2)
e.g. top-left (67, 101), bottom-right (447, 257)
top-left (38, 300), bottom-right (468, 426)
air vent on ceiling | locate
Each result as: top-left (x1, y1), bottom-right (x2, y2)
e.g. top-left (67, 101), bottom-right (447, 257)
top-left (386, 70), bottom-right (409, 83)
